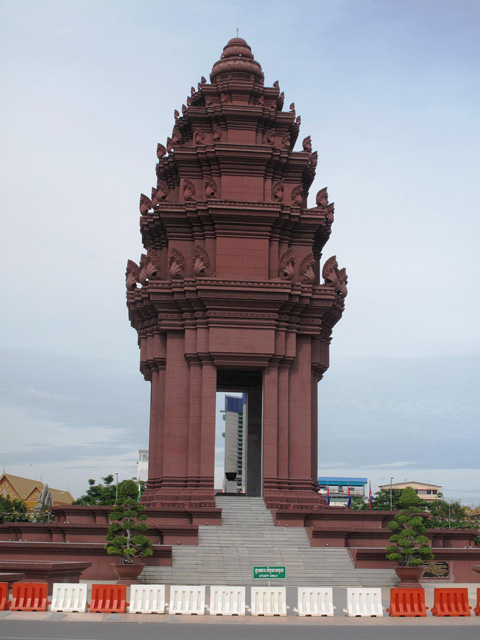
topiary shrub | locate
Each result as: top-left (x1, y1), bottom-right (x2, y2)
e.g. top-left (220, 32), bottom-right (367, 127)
top-left (105, 498), bottom-right (153, 565)
top-left (385, 486), bottom-right (434, 567)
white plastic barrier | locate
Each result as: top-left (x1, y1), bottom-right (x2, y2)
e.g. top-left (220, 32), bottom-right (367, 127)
top-left (50, 583), bottom-right (88, 613)
top-left (209, 586), bottom-right (246, 616)
top-left (296, 587), bottom-right (334, 616)
top-left (169, 585), bottom-right (205, 615)
top-left (129, 584), bottom-right (165, 614)
top-left (250, 587), bottom-right (287, 616)
top-left (344, 587), bottom-right (384, 617)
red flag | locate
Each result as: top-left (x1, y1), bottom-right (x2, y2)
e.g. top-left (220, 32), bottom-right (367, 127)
top-left (369, 482), bottom-right (373, 510)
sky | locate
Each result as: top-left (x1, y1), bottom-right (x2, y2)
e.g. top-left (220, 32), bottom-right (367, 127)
top-left (1, 0), bottom-right (479, 503)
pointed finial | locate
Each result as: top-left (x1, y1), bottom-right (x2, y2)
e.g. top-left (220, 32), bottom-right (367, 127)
top-left (236, 28), bottom-right (239, 37)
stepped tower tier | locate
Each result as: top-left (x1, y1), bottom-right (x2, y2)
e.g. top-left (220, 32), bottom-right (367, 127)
top-left (126, 38), bottom-right (347, 510)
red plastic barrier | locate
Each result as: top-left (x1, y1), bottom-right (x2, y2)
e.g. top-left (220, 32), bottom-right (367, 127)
top-left (0, 583), bottom-right (10, 611)
top-left (10, 582), bottom-right (49, 612)
top-left (88, 584), bottom-right (127, 613)
top-left (431, 588), bottom-right (471, 617)
top-left (387, 588), bottom-right (428, 617)
top-left (474, 588), bottom-right (480, 616)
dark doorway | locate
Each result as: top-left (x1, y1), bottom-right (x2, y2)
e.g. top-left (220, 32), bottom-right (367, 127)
top-left (217, 370), bottom-right (263, 496)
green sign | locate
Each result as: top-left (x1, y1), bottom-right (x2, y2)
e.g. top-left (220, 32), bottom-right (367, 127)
top-left (253, 566), bottom-right (286, 579)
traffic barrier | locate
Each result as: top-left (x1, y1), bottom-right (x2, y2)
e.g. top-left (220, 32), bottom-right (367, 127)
top-left (51, 583), bottom-right (88, 613)
top-left (431, 588), bottom-right (471, 617)
top-left (344, 587), bottom-right (383, 617)
top-left (10, 582), bottom-right (49, 612)
top-left (250, 587), bottom-right (287, 616)
top-left (169, 585), bottom-right (205, 615)
top-left (387, 588), bottom-right (428, 617)
top-left (0, 583), bottom-right (10, 611)
top-left (209, 586), bottom-right (246, 616)
top-left (475, 588), bottom-right (480, 616)
top-left (88, 584), bottom-right (127, 614)
top-left (129, 584), bottom-right (165, 614)
top-left (296, 587), bottom-right (334, 616)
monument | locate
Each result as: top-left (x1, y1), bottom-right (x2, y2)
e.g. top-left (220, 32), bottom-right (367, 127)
top-left (126, 38), bottom-right (347, 512)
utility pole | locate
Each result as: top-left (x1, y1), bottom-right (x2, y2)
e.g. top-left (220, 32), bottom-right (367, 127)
top-left (390, 476), bottom-right (394, 511)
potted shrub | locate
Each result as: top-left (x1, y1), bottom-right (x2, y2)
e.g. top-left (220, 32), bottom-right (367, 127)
top-left (385, 486), bottom-right (434, 587)
top-left (105, 497), bottom-right (153, 583)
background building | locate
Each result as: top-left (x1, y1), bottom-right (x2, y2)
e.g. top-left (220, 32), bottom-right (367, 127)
top-left (223, 394), bottom-right (247, 493)
top-left (317, 476), bottom-right (367, 506)
top-left (137, 449), bottom-right (149, 482)
top-left (378, 480), bottom-right (442, 501)
top-left (0, 472), bottom-right (73, 512)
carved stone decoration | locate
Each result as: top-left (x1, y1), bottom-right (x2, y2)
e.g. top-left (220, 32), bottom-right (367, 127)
top-left (193, 129), bottom-right (205, 145)
top-left (183, 179), bottom-right (196, 202)
top-left (139, 249), bottom-right (162, 284)
top-left (182, 104), bottom-right (188, 115)
top-left (302, 136), bottom-right (312, 152)
top-left (278, 249), bottom-right (295, 280)
top-left (151, 181), bottom-right (169, 205)
top-left (139, 193), bottom-right (152, 215)
top-left (169, 248), bottom-right (186, 279)
top-left (166, 137), bottom-right (174, 153)
top-left (201, 76), bottom-right (206, 83)
top-left (156, 143), bottom-right (166, 159)
top-left (281, 133), bottom-right (291, 149)
top-left (172, 127), bottom-right (183, 145)
top-left (126, 259), bottom-right (140, 289)
top-left (296, 115), bottom-right (301, 126)
top-left (299, 253), bottom-right (315, 284)
top-left (289, 102), bottom-right (296, 115)
top-left (272, 180), bottom-right (285, 202)
top-left (309, 151), bottom-right (318, 167)
top-left (322, 256), bottom-right (348, 298)
top-left (273, 80), bottom-right (279, 88)
top-left (258, 95), bottom-right (264, 105)
top-left (203, 176), bottom-right (217, 199)
top-left (192, 243), bottom-right (211, 277)
top-left (316, 187), bottom-right (329, 208)
top-left (277, 91), bottom-right (284, 110)
top-left (220, 93), bottom-right (228, 103)
top-left (191, 86), bottom-right (195, 95)
top-left (212, 125), bottom-right (223, 141)
top-left (174, 109), bottom-right (180, 119)
top-left (186, 96), bottom-right (192, 106)
top-left (291, 185), bottom-right (304, 206)
top-left (263, 128), bottom-right (275, 145)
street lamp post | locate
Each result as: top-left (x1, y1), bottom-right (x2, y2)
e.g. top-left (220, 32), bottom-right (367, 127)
top-left (115, 472), bottom-right (119, 502)
top-left (390, 476), bottom-right (394, 511)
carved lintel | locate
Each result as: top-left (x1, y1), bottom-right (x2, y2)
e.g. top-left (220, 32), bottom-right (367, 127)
top-left (151, 180), bottom-right (169, 205)
top-left (169, 248), bottom-right (186, 279)
top-left (264, 128), bottom-right (275, 145)
top-left (299, 253), bottom-right (315, 284)
top-left (126, 259), bottom-right (140, 290)
top-left (203, 176), bottom-right (217, 199)
top-left (183, 179), bottom-right (196, 202)
top-left (272, 180), bottom-right (285, 202)
top-left (302, 136), bottom-right (312, 152)
top-left (156, 143), bottom-right (166, 159)
top-left (194, 129), bottom-right (206, 145)
top-left (192, 243), bottom-right (211, 277)
top-left (322, 256), bottom-right (348, 298)
top-left (212, 125), bottom-right (223, 141)
top-left (279, 249), bottom-right (295, 280)
top-left (139, 193), bottom-right (152, 215)
top-left (291, 185), bottom-right (304, 206)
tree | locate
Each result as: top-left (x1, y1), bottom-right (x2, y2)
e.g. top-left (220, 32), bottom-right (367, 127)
top-left (105, 498), bottom-right (153, 564)
top-left (424, 497), bottom-right (471, 530)
top-left (370, 488), bottom-right (404, 511)
top-left (74, 476), bottom-right (143, 506)
top-left (0, 495), bottom-right (30, 523)
top-left (385, 487), bottom-right (434, 567)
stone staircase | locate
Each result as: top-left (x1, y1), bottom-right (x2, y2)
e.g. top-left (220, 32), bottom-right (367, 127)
top-left (141, 496), bottom-right (397, 586)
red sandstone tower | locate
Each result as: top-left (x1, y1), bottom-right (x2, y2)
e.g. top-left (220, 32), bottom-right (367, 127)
top-left (126, 38), bottom-right (347, 512)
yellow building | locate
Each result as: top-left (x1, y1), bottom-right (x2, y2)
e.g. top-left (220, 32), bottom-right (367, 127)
top-left (0, 473), bottom-right (74, 512)
top-left (378, 480), bottom-right (442, 501)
